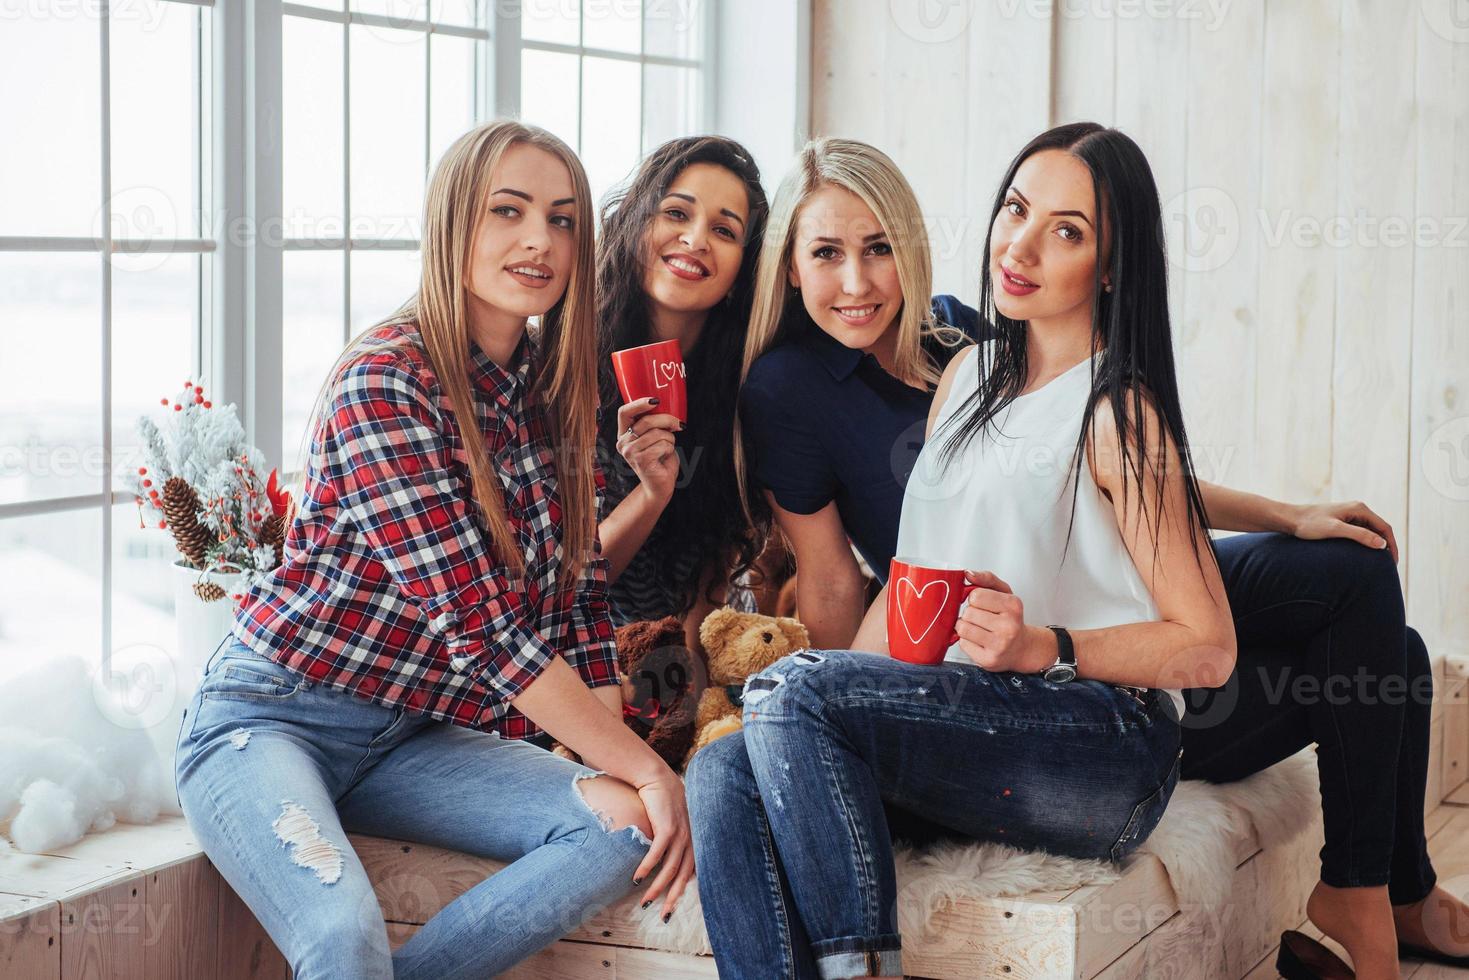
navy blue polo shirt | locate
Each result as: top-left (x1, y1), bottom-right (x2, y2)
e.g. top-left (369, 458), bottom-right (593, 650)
top-left (739, 295), bottom-right (987, 583)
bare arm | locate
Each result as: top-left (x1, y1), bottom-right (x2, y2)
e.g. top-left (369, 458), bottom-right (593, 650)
top-left (768, 493), bottom-right (867, 649)
top-left (599, 397), bottom-right (682, 583)
top-left (851, 581), bottom-right (890, 655)
top-left (1198, 480), bottom-right (1398, 561)
top-left (1042, 395), bottom-right (1236, 687)
top-left (508, 656), bottom-right (665, 784)
top-left (600, 485), bottom-right (671, 582)
top-left (1195, 480), bottom-right (1294, 534)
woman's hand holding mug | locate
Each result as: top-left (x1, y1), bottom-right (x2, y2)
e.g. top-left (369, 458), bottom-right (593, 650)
top-left (952, 570), bottom-right (1053, 673)
top-left (614, 397), bottom-right (684, 504)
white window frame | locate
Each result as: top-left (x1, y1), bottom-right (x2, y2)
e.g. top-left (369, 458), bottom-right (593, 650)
top-left (0, 0), bottom-right (215, 673)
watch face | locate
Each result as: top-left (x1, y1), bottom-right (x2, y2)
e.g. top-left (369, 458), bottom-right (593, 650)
top-left (1045, 664), bottom-right (1077, 683)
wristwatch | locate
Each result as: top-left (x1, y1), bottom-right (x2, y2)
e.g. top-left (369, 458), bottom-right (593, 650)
top-left (1042, 625), bottom-right (1077, 683)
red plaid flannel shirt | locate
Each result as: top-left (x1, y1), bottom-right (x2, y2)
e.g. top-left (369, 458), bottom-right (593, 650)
top-left (233, 321), bottom-right (619, 739)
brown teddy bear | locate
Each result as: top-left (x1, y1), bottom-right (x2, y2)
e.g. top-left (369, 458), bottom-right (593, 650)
top-left (553, 616), bottom-right (708, 773)
top-left (684, 607), bottom-right (812, 770)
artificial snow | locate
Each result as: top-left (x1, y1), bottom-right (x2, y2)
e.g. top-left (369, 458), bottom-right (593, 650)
top-left (0, 654), bottom-right (182, 853)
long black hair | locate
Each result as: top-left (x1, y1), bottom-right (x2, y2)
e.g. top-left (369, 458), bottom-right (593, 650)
top-left (936, 122), bottom-right (1214, 576)
top-left (595, 136), bottom-right (771, 616)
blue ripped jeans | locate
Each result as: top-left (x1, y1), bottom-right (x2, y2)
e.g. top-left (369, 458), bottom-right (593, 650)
top-left (174, 638), bottom-right (650, 980)
top-left (684, 650), bottom-right (1182, 980)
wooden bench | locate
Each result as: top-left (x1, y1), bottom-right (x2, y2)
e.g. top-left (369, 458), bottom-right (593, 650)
top-left (4, 655), bottom-right (1466, 979)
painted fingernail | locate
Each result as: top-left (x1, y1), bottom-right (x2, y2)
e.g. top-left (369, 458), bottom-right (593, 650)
top-left (632, 877), bottom-right (642, 886)
top-left (642, 900), bottom-right (652, 910)
top-left (649, 397), bottom-right (660, 406)
top-left (662, 912), bottom-right (672, 923)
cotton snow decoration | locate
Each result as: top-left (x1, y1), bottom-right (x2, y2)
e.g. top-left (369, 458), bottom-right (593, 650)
top-left (0, 654), bottom-right (181, 853)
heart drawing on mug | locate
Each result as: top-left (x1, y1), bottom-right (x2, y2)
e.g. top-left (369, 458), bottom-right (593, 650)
top-left (895, 576), bottom-right (950, 644)
top-left (653, 359), bottom-right (685, 389)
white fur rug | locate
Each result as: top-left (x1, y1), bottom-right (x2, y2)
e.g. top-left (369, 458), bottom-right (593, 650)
top-left (630, 749), bottom-right (1321, 956)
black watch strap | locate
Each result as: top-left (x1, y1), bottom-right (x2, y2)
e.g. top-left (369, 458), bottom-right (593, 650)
top-left (1047, 625), bottom-right (1076, 668)
top-left (1043, 625), bottom-right (1077, 682)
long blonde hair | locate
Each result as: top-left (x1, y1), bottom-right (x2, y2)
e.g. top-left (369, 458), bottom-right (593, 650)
top-left (735, 136), bottom-right (963, 525)
top-left (307, 120), bottom-right (600, 594)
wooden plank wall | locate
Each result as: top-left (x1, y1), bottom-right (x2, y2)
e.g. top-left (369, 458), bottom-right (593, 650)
top-left (811, 0), bottom-right (1469, 659)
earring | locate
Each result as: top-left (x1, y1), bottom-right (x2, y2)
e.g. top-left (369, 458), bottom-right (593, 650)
top-left (1103, 282), bottom-right (1113, 293)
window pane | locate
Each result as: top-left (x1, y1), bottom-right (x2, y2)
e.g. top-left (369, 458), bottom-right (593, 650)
top-left (520, 49), bottom-right (580, 152)
top-left (643, 0), bottom-right (701, 59)
top-left (284, 15), bottom-right (345, 239)
top-left (110, 0), bottom-right (202, 241)
top-left (351, 0), bottom-right (429, 23)
top-left (350, 25), bottom-right (428, 239)
top-left (282, 251), bottom-right (346, 466)
top-left (580, 56), bottom-right (640, 206)
top-left (642, 64), bottom-right (700, 156)
top-left (432, 0), bottom-right (478, 28)
top-left (429, 35), bottom-right (477, 172)
top-left (291, 0), bottom-right (344, 11)
top-left (350, 250), bottom-right (420, 337)
top-left (0, 14), bottom-right (102, 236)
top-left (522, 0), bottom-right (579, 45)
top-left (111, 251), bottom-right (199, 486)
top-left (0, 254), bottom-right (103, 505)
top-left (0, 510), bottom-right (103, 683)
top-left (582, 0), bottom-right (640, 53)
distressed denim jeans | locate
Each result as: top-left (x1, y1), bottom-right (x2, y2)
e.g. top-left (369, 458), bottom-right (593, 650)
top-left (174, 637), bottom-right (650, 980)
top-left (685, 649), bottom-right (1182, 979)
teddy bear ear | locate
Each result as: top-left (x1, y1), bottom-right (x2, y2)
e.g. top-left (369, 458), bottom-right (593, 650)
top-left (776, 616), bottom-right (812, 650)
top-left (614, 619), bottom-right (663, 668)
top-left (655, 615), bottom-right (686, 644)
top-left (698, 607), bottom-right (757, 651)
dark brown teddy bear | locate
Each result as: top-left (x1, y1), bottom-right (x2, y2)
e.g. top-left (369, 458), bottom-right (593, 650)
top-left (552, 616), bottom-right (708, 773)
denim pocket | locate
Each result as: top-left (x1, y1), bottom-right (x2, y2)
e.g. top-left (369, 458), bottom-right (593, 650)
top-left (201, 653), bottom-right (313, 703)
top-left (1108, 750), bottom-right (1182, 863)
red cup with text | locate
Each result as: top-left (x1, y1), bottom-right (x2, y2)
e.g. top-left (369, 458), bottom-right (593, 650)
top-left (611, 339), bottom-right (688, 423)
top-left (886, 557), bottom-right (978, 665)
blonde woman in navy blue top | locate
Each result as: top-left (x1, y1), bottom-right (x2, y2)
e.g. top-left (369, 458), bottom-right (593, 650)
top-left (730, 132), bottom-right (1466, 976)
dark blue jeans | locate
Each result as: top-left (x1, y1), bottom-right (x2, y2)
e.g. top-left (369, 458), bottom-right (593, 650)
top-left (1183, 533), bottom-right (1437, 904)
top-left (684, 650), bottom-right (1182, 979)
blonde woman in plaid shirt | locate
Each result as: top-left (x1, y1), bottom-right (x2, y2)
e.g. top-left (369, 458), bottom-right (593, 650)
top-left (174, 121), bottom-right (694, 980)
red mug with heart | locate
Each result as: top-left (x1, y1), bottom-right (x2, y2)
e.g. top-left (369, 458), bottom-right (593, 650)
top-left (886, 557), bottom-right (978, 665)
top-left (611, 339), bottom-right (688, 423)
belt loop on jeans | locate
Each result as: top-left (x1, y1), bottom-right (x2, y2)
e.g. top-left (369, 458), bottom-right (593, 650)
top-left (204, 634), bottom-right (232, 675)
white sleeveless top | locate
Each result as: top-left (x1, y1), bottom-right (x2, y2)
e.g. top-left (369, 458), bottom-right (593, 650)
top-left (895, 343), bottom-right (1184, 716)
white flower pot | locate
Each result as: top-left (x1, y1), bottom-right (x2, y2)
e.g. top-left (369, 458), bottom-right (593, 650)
top-left (172, 560), bottom-right (245, 689)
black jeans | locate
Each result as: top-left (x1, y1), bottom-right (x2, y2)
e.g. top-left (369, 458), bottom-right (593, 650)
top-left (1181, 533), bottom-right (1437, 905)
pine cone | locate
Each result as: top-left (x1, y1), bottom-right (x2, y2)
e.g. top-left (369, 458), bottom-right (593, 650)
top-left (161, 477), bottom-right (212, 567)
top-left (261, 513), bottom-right (286, 568)
top-left (192, 581), bottom-right (228, 603)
